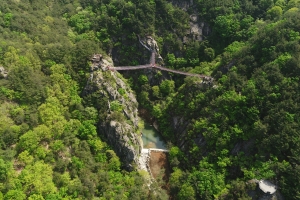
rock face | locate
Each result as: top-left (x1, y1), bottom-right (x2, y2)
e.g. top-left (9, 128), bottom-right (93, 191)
top-left (84, 55), bottom-right (143, 171)
top-left (184, 15), bottom-right (211, 43)
top-left (169, 0), bottom-right (211, 42)
top-left (138, 35), bottom-right (163, 64)
top-left (248, 179), bottom-right (283, 200)
top-left (0, 66), bottom-right (8, 78)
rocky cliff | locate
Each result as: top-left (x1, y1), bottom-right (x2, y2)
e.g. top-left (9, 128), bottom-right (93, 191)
top-left (83, 55), bottom-right (143, 171)
top-left (168, 0), bottom-right (211, 43)
top-left (0, 66), bottom-right (8, 78)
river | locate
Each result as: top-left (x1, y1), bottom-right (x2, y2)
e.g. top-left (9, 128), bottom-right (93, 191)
top-left (141, 122), bottom-right (166, 149)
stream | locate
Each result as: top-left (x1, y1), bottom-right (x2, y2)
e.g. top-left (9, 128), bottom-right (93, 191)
top-left (141, 122), bottom-right (166, 149)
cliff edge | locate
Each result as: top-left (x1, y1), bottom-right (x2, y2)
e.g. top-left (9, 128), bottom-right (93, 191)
top-left (83, 54), bottom-right (143, 171)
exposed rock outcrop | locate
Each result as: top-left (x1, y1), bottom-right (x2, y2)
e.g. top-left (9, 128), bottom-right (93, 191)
top-left (184, 15), bottom-right (211, 43)
top-left (0, 66), bottom-right (8, 78)
top-left (138, 35), bottom-right (163, 64)
top-left (137, 36), bottom-right (171, 85)
top-left (247, 179), bottom-right (284, 200)
top-left (84, 55), bottom-right (143, 171)
top-left (169, 0), bottom-right (211, 42)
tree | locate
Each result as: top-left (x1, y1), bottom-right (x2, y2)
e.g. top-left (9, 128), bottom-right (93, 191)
top-left (38, 97), bottom-right (66, 127)
top-left (138, 75), bottom-right (148, 85)
top-left (204, 48), bottom-right (215, 61)
top-left (78, 120), bottom-right (97, 139)
top-left (159, 80), bottom-right (175, 96)
top-left (8, 62), bottom-right (47, 105)
top-left (18, 150), bottom-right (34, 166)
top-left (18, 161), bottom-right (57, 196)
top-left (28, 194), bottom-right (45, 200)
top-left (170, 168), bottom-right (183, 192)
top-left (18, 130), bottom-right (40, 153)
top-left (214, 14), bottom-right (240, 41)
top-left (152, 85), bottom-right (160, 98)
top-left (106, 150), bottom-right (121, 171)
top-left (267, 6), bottom-right (283, 19)
top-left (68, 9), bottom-right (94, 34)
top-left (0, 158), bottom-right (9, 181)
top-left (178, 183), bottom-right (195, 200)
top-left (4, 190), bottom-right (26, 200)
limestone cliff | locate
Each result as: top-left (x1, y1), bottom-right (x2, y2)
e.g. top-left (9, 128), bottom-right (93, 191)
top-left (83, 55), bottom-right (142, 171)
top-left (0, 66), bottom-right (8, 78)
top-left (168, 0), bottom-right (211, 43)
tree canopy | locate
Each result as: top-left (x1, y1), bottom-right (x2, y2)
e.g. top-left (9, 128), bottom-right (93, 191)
top-left (1, 0), bottom-right (300, 199)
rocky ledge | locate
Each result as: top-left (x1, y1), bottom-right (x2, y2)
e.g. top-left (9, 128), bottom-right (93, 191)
top-left (84, 55), bottom-right (143, 171)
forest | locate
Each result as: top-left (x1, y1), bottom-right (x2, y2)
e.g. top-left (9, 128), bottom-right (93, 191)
top-left (0, 0), bottom-right (300, 199)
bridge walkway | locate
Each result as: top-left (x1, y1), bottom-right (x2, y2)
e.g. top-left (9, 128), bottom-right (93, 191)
top-left (110, 46), bottom-right (212, 79)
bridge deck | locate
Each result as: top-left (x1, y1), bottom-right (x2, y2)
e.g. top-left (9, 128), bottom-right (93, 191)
top-left (113, 64), bottom-right (151, 70)
top-left (153, 65), bottom-right (210, 78)
top-left (111, 50), bottom-right (212, 78)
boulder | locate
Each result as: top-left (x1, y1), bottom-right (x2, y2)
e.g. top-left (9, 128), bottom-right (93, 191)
top-left (0, 66), bottom-right (8, 78)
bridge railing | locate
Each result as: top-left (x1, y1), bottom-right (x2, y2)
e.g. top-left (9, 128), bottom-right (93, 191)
top-left (110, 49), bottom-right (212, 79)
top-left (112, 64), bottom-right (151, 70)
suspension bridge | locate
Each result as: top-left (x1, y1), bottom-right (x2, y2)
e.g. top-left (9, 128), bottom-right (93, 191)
top-left (91, 36), bottom-right (213, 80)
top-left (110, 52), bottom-right (213, 79)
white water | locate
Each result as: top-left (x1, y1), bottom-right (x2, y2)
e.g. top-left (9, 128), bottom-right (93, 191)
top-left (139, 149), bottom-right (150, 171)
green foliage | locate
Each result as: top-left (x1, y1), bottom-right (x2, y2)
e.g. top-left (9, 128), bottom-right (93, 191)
top-left (159, 80), bottom-right (175, 96)
top-left (3, 13), bottom-right (13, 27)
top-left (204, 47), bottom-right (215, 61)
top-left (214, 14), bottom-right (240, 40)
top-left (0, 158), bottom-right (9, 181)
top-left (152, 104), bottom-right (163, 119)
top-left (152, 3), bottom-right (300, 199)
top-left (28, 194), bottom-right (45, 200)
top-left (68, 8), bottom-right (94, 34)
top-left (118, 88), bottom-right (126, 96)
top-left (178, 183), bottom-right (195, 200)
top-left (224, 41), bottom-right (246, 55)
top-left (18, 150), bottom-right (34, 166)
top-left (110, 100), bottom-right (123, 112)
top-left (138, 75), bottom-right (148, 85)
top-left (8, 60), bottom-right (47, 105)
top-left (71, 156), bottom-right (84, 170)
top-left (1, 0), bottom-right (300, 199)
top-left (38, 97), bottom-right (66, 127)
top-left (152, 85), bottom-right (160, 98)
top-left (106, 150), bottom-right (121, 171)
top-left (78, 120), bottom-right (97, 139)
top-left (267, 6), bottom-right (283, 19)
top-left (4, 190), bottom-right (26, 200)
top-left (18, 130), bottom-right (41, 153)
top-left (18, 161), bottom-right (57, 196)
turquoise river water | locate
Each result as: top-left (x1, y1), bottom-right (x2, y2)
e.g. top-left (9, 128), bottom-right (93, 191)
top-left (141, 123), bottom-right (166, 149)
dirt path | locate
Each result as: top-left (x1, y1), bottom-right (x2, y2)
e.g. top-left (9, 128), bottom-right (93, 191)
top-left (149, 151), bottom-right (170, 183)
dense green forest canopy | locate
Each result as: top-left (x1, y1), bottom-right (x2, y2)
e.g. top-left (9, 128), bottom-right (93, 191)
top-left (0, 0), bottom-right (300, 199)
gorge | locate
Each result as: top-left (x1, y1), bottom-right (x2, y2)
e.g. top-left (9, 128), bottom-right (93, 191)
top-left (0, 0), bottom-right (300, 199)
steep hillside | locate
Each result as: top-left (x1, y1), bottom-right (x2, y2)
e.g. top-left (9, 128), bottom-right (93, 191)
top-left (83, 55), bottom-right (143, 171)
top-left (157, 2), bottom-right (300, 199)
top-left (0, 1), bottom-right (169, 199)
top-left (1, 0), bottom-right (300, 200)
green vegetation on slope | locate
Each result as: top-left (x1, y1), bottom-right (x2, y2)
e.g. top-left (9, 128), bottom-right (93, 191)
top-left (156, 1), bottom-right (300, 199)
top-left (1, 0), bottom-right (300, 199)
top-left (0, 1), bottom-right (169, 199)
